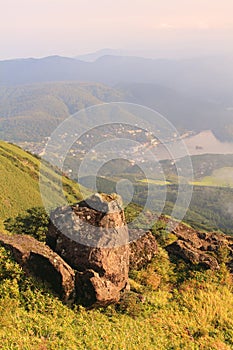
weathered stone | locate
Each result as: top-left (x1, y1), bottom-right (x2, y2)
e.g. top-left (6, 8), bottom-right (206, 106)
top-left (47, 193), bottom-right (129, 306)
top-left (82, 193), bottom-right (124, 214)
top-left (75, 269), bottom-right (128, 307)
top-left (165, 218), bottom-right (233, 270)
top-left (166, 240), bottom-right (220, 270)
top-left (129, 230), bottom-right (158, 270)
top-left (0, 233), bottom-right (75, 302)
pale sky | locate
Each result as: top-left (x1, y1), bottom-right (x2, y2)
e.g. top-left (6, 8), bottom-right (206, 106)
top-left (1, 0), bottom-right (233, 59)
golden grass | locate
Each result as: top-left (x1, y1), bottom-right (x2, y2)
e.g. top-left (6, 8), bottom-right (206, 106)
top-left (1, 247), bottom-right (233, 349)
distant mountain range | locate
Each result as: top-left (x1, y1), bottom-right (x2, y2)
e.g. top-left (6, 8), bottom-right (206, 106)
top-left (75, 48), bottom-right (124, 62)
top-left (1, 54), bottom-right (233, 103)
top-left (0, 54), bottom-right (233, 142)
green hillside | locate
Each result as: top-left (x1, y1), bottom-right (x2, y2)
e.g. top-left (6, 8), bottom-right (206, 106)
top-left (78, 154), bottom-right (233, 234)
top-left (0, 140), bottom-right (87, 229)
top-left (191, 167), bottom-right (233, 187)
top-left (0, 82), bottom-right (125, 142)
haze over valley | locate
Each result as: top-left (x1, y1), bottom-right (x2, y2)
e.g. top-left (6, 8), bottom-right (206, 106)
top-left (1, 1), bottom-right (233, 348)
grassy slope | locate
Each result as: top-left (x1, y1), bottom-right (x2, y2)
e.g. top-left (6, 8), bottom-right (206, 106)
top-left (0, 140), bottom-right (87, 229)
top-left (0, 246), bottom-right (233, 349)
top-left (191, 167), bottom-right (233, 188)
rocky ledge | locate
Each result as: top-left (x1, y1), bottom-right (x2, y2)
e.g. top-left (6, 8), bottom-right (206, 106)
top-left (1, 193), bottom-right (233, 307)
top-left (166, 221), bottom-right (233, 270)
top-left (0, 194), bottom-right (158, 307)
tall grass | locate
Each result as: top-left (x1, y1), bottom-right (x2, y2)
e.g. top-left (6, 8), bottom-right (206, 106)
top-left (0, 246), bottom-right (233, 349)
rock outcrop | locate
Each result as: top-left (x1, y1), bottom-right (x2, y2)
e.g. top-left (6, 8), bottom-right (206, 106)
top-left (47, 193), bottom-right (130, 306)
top-left (3, 197), bottom-right (233, 306)
top-left (165, 220), bottom-right (233, 270)
top-left (0, 233), bottom-right (75, 302)
top-left (166, 239), bottom-right (220, 270)
top-left (0, 194), bottom-right (161, 307)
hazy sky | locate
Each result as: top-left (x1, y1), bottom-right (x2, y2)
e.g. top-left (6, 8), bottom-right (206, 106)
top-left (1, 0), bottom-right (233, 59)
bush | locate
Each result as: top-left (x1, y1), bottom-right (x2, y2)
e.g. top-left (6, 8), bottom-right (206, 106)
top-left (4, 207), bottom-right (49, 242)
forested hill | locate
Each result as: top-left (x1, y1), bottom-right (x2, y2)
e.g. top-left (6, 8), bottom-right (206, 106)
top-left (0, 80), bottom-right (232, 143)
top-left (0, 82), bottom-right (125, 142)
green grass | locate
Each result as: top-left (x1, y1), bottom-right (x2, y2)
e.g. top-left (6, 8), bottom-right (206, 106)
top-left (0, 140), bottom-right (88, 225)
top-left (139, 178), bottom-right (170, 186)
top-left (0, 246), bottom-right (233, 349)
top-left (191, 167), bottom-right (233, 188)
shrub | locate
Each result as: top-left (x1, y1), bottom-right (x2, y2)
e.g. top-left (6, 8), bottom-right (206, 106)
top-left (4, 207), bottom-right (49, 242)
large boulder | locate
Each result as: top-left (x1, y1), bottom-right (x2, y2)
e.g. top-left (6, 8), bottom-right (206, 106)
top-left (0, 233), bottom-right (75, 302)
top-left (47, 193), bottom-right (130, 306)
